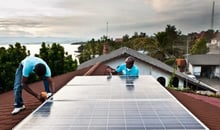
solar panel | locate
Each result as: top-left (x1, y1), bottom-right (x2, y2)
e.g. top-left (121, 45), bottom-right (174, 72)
top-left (13, 76), bottom-right (208, 130)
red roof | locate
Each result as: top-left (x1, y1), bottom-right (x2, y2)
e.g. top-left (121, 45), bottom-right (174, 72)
top-left (169, 89), bottom-right (220, 130)
top-left (0, 63), bottom-right (219, 130)
top-left (212, 32), bottom-right (220, 40)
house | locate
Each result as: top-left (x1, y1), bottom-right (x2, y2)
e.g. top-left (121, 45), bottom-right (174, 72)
top-left (114, 38), bottom-right (123, 42)
top-left (1, 55), bottom-right (220, 130)
top-left (78, 47), bottom-right (218, 93)
top-left (188, 54), bottom-right (220, 79)
top-left (207, 32), bottom-right (220, 48)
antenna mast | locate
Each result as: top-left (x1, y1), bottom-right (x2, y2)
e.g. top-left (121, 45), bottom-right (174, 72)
top-left (106, 22), bottom-right (108, 39)
top-left (211, 1), bottom-right (215, 30)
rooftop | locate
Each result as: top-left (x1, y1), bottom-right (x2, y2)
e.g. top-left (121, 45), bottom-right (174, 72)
top-left (79, 47), bottom-right (218, 93)
top-left (0, 63), bottom-right (220, 130)
top-left (188, 54), bottom-right (220, 65)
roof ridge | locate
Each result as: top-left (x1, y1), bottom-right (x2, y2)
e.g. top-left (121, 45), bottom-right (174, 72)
top-left (84, 62), bottom-right (101, 75)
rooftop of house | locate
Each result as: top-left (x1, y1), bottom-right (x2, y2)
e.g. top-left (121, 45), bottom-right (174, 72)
top-left (188, 54), bottom-right (220, 65)
top-left (0, 63), bottom-right (220, 130)
top-left (207, 48), bottom-right (220, 54)
top-left (78, 47), bottom-right (218, 93)
top-left (212, 32), bottom-right (220, 41)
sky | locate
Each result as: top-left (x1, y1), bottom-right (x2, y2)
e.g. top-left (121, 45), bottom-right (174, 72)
top-left (0, 0), bottom-right (219, 43)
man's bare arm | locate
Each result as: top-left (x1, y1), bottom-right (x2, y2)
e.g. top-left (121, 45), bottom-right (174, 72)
top-left (47, 77), bottom-right (54, 93)
top-left (106, 67), bottom-right (117, 75)
top-left (22, 77), bottom-right (40, 100)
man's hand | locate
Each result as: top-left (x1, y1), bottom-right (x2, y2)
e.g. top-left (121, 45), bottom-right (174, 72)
top-left (37, 92), bottom-right (53, 102)
top-left (37, 94), bottom-right (45, 102)
top-left (106, 67), bottom-right (116, 74)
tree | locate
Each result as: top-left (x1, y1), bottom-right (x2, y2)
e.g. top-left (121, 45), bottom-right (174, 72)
top-left (36, 43), bottom-right (77, 76)
top-left (125, 37), bottom-right (148, 51)
top-left (165, 25), bottom-right (181, 43)
top-left (145, 25), bottom-right (182, 65)
top-left (146, 32), bottom-right (169, 61)
top-left (165, 25), bottom-right (181, 56)
top-left (78, 36), bottom-right (115, 63)
top-left (0, 42), bottom-right (77, 93)
top-left (0, 43), bottom-right (28, 93)
top-left (122, 34), bottom-right (129, 42)
top-left (190, 38), bottom-right (209, 54)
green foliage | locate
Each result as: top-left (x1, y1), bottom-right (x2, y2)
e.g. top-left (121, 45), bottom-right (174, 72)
top-left (0, 43), bottom-right (28, 93)
top-left (122, 34), bottom-right (129, 42)
top-left (78, 32), bottom-right (150, 64)
top-left (0, 42), bottom-right (77, 93)
top-left (78, 36), bottom-right (112, 63)
top-left (147, 32), bottom-right (169, 61)
top-left (64, 56), bottom-right (78, 73)
top-left (164, 58), bottom-right (176, 66)
top-left (78, 25), bottom-right (184, 65)
top-left (168, 65), bottom-right (177, 88)
top-left (36, 42), bottom-right (78, 76)
top-left (149, 25), bottom-right (181, 62)
top-left (165, 25), bottom-right (181, 43)
top-left (190, 38), bottom-right (209, 54)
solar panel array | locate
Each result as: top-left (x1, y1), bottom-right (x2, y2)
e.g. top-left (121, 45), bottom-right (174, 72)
top-left (13, 76), bottom-right (208, 130)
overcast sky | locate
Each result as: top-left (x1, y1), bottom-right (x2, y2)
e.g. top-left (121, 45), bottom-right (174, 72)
top-left (0, 0), bottom-right (219, 43)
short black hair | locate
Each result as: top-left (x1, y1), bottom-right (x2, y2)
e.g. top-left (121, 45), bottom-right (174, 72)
top-left (34, 63), bottom-right (46, 77)
top-left (125, 56), bottom-right (135, 64)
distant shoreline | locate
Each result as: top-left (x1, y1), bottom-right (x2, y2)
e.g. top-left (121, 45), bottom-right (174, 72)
top-left (0, 36), bottom-right (87, 45)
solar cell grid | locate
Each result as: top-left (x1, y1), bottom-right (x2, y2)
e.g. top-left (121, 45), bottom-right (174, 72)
top-left (13, 76), bottom-right (208, 130)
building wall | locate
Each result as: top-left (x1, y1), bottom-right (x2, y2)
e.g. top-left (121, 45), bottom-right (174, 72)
top-left (208, 39), bottom-right (220, 48)
top-left (188, 63), bottom-right (219, 78)
top-left (214, 66), bottom-right (220, 78)
top-left (188, 63), bottom-right (194, 74)
top-left (104, 57), bottom-right (184, 88)
top-left (211, 39), bottom-right (217, 45)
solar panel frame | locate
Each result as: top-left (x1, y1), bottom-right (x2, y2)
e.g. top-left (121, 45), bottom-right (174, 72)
top-left (13, 75), bottom-right (209, 130)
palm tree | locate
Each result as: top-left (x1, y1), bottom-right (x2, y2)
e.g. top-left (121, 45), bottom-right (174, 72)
top-left (146, 32), bottom-right (170, 61)
top-left (146, 25), bottom-right (182, 65)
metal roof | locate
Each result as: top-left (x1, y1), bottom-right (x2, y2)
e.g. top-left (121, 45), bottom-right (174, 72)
top-left (189, 54), bottom-right (220, 65)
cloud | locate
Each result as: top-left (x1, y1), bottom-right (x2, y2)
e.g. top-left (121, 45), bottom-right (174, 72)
top-left (0, 18), bottom-right (44, 36)
top-left (0, 30), bottom-right (32, 37)
top-left (145, 0), bottom-right (179, 12)
top-left (0, 0), bottom-right (219, 42)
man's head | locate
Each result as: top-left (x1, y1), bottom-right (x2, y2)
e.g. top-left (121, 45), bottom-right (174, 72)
top-left (125, 56), bottom-right (135, 69)
top-left (34, 63), bottom-right (46, 77)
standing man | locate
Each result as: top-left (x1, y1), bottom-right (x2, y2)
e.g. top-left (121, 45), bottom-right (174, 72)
top-left (106, 56), bottom-right (139, 76)
top-left (11, 56), bottom-right (54, 115)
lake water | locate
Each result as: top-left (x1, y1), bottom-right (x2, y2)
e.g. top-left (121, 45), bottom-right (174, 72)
top-left (0, 43), bottom-right (81, 61)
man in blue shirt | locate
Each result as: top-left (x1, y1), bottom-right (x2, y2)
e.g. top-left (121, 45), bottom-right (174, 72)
top-left (11, 56), bottom-right (54, 115)
top-left (107, 56), bottom-right (139, 76)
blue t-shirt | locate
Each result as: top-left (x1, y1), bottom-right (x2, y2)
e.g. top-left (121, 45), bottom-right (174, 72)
top-left (115, 63), bottom-right (139, 76)
top-left (21, 56), bottom-right (51, 77)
